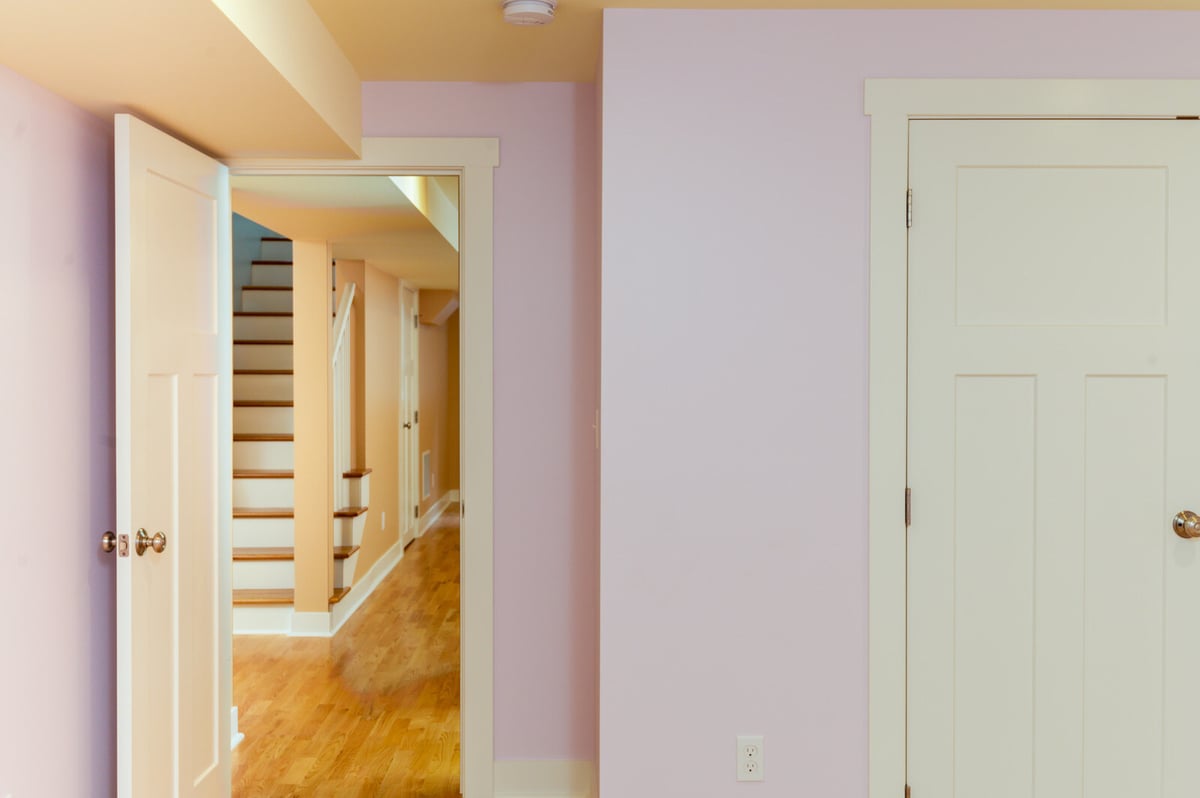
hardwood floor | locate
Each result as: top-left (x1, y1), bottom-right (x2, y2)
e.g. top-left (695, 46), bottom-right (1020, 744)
top-left (233, 506), bottom-right (461, 797)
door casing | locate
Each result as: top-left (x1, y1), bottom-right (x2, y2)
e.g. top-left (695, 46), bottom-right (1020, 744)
top-left (226, 137), bottom-right (498, 798)
top-left (865, 79), bottom-right (1200, 798)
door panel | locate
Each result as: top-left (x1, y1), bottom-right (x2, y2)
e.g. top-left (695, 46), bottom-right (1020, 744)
top-left (116, 114), bottom-right (231, 798)
top-left (908, 119), bottom-right (1200, 798)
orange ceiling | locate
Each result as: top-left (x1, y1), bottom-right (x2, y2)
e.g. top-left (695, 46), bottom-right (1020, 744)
top-left (2, 0), bottom-right (1198, 156)
top-left (308, 0), bottom-right (1200, 83)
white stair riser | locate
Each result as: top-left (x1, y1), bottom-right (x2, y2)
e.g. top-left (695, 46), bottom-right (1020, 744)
top-left (242, 289), bottom-right (293, 312)
top-left (233, 606), bottom-right (292, 635)
top-left (234, 517), bottom-right (295, 548)
top-left (233, 559), bottom-right (294, 590)
top-left (233, 374), bottom-right (293, 402)
top-left (233, 478), bottom-right (295, 508)
top-left (234, 406), bottom-right (294, 435)
top-left (251, 263), bottom-right (293, 287)
top-left (346, 475), bottom-right (370, 507)
top-left (234, 315), bottom-right (293, 339)
top-left (233, 440), bottom-right (294, 470)
top-left (335, 551), bottom-right (358, 589)
top-left (260, 240), bottom-right (292, 261)
top-left (234, 343), bottom-right (293, 371)
top-left (334, 514), bottom-right (367, 548)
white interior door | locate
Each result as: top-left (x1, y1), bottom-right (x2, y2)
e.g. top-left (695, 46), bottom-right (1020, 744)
top-left (400, 285), bottom-right (420, 541)
top-left (907, 118), bottom-right (1200, 798)
top-left (116, 114), bottom-right (231, 797)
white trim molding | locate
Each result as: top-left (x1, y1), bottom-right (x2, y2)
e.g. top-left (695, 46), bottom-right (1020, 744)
top-left (494, 760), bottom-right (595, 798)
top-left (226, 137), bottom-right (498, 798)
top-left (865, 78), bottom-right (1200, 798)
top-left (329, 536), bottom-right (406, 635)
top-left (419, 489), bottom-right (461, 537)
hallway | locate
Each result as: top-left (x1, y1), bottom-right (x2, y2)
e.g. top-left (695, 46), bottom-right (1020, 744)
top-left (232, 506), bottom-right (461, 797)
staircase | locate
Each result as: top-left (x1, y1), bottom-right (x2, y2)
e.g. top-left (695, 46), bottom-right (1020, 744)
top-left (232, 236), bottom-right (369, 634)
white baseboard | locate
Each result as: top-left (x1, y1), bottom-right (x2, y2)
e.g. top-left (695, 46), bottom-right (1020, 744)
top-left (494, 760), bottom-right (595, 798)
top-left (290, 610), bottom-right (332, 637)
top-left (233, 605), bottom-right (293, 635)
top-left (418, 489), bottom-right (460, 538)
top-left (328, 535), bottom-right (406, 635)
top-left (232, 536), bottom-right (409, 638)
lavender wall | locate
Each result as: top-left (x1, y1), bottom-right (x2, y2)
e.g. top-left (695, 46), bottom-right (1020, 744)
top-left (363, 82), bottom-right (600, 761)
top-left (0, 65), bottom-right (114, 796)
top-left (600, 10), bottom-right (1200, 798)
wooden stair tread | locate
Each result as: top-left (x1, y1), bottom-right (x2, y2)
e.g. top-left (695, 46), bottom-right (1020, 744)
top-left (233, 469), bottom-right (293, 479)
top-left (233, 545), bottom-right (358, 561)
top-left (234, 311), bottom-right (293, 317)
top-left (233, 507), bottom-right (294, 518)
top-left (234, 369), bottom-right (293, 375)
top-left (233, 433), bottom-right (293, 442)
top-left (233, 588), bottom-right (349, 607)
top-left (242, 286), bottom-right (293, 292)
top-left (334, 506), bottom-right (368, 518)
top-left (233, 589), bottom-right (294, 606)
top-left (234, 400), bottom-right (293, 407)
top-left (343, 468), bottom-right (373, 478)
top-left (234, 339), bottom-right (293, 345)
top-left (252, 260), bottom-right (293, 265)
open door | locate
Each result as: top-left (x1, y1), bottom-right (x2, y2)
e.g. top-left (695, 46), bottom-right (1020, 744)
top-left (400, 284), bottom-right (420, 543)
top-left (115, 114), bottom-right (232, 797)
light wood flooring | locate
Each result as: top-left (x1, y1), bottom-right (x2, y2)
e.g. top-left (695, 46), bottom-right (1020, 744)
top-left (232, 506), bottom-right (461, 797)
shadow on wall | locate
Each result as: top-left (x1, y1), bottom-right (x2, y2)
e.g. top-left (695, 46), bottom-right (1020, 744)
top-left (233, 214), bottom-right (284, 312)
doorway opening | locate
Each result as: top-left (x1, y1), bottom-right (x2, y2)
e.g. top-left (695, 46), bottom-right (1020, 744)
top-left (227, 138), bottom-right (497, 797)
top-left (224, 172), bottom-right (465, 794)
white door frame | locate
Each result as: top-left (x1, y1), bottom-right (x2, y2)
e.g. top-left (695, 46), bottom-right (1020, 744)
top-left (865, 79), bottom-right (1200, 798)
top-left (226, 137), bottom-right (498, 798)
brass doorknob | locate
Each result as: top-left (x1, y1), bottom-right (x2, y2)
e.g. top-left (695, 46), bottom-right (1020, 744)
top-left (1173, 511), bottom-right (1200, 539)
top-left (136, 528), bottom-right (167, 556)
top-left (101, 531), bottom-right (117, 553)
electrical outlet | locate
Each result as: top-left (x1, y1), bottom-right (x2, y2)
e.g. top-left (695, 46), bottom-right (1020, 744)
top-left (737, 735), bottom-right (764, 782)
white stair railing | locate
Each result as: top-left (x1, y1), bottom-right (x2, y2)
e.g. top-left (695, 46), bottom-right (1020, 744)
top-left (331, 282), bottom-right (357, 512)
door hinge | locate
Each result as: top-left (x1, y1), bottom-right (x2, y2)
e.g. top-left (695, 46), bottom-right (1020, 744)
top-left (905, 785), bottom-right (911, 798)
top-left (905, 488), bottom-right (912, 527)
top-left (414, 410), bottom-right (419, 424)
top-left (906, 188), bottom-right (913, 229)
top-left (414, 504), bottom-right (420, 519)
top-left (414, 313), bottom-right (419, 329)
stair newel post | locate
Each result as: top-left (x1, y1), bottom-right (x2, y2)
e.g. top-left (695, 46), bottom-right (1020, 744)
top-left (292, 240), bottom-right (335, 615)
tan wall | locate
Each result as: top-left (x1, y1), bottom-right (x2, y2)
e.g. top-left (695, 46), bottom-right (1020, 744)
top-left (354, 264), bottom-right (402, 576)
top-left (418, 304), bottom-right (460, 515)
top-left (447, 308), bottom-right (460, 492)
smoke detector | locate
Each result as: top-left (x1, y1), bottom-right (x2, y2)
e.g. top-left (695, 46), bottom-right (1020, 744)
top-left (503, 0), bottom-right (556, 26)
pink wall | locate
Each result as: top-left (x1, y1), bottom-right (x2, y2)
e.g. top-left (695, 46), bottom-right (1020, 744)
top-left (600, 10), bottom-right (1200, 798)
top-left (363, 82), bottom-right (600, 760)
top-left (0, 66), bottom-right (115, 796)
